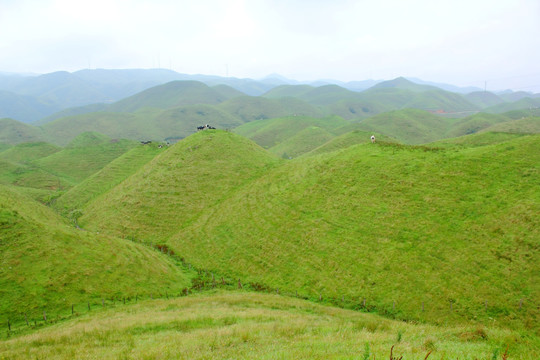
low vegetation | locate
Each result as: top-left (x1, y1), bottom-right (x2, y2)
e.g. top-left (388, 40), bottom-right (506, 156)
top-left (2, 291), bottom-right (535, 359)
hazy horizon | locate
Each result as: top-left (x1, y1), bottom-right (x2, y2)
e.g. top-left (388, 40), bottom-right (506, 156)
top-left (1, 0), bottom-right (539, 92)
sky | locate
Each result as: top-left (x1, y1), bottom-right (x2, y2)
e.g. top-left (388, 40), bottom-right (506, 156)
top-left (1, 0), bottom-right (539, 92)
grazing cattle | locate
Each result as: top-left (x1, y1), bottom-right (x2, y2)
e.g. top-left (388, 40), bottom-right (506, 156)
top-left (371, 135), bottom-right (376, 143)
top-left (140, 140), bottom-right (152, 145)
top-left (197, 124), bottom-right (216, 131)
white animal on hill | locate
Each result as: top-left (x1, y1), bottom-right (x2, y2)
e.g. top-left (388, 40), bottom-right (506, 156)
top-left (371, 135), bottom-right (376, 143)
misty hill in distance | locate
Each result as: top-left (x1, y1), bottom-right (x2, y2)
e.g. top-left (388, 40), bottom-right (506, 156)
top-left (2, 68), bottom-right (539, 124)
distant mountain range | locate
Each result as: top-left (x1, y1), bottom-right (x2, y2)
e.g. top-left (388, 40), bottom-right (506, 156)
top-left (2, 68), bottom-right (539, 123)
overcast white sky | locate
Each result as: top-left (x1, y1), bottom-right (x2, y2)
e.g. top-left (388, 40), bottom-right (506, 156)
top-left (1, 0), bottom-right (539, 91)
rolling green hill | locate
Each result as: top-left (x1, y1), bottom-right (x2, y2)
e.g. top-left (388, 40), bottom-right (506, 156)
top-left (77, 131), bottom-right (539, 333)
top-left (107, 81), bottom-right (241, 112)
top-left (218, 96), bottom-right (325, 123)
top-left (33, 132), bottom-right (137, 186)
top-left (78, 130), bottom-right (281, 242)
top-left (268, 126), bottom-right (335, 159)
top-left (53, 142), bottom-right (165, 216)
top-left (233, 115), bottom-right (349, 149)
top-left (0, 185), bottom-right (193, 325)
top-left (263, 84), bottom-right (359, 106)
top-left (40, 104), bottom-right (244, 146)
top-left (0, 141), bottom-right (61, 164)
top-left (445, 113), bottom-right (511, 138)
top-left (355, 108), bottom-right (453, 144)
top-left (166, 134), bottom-right (539, 332)
top-left (479, 116), bottom-right (540, 134)
top-left (464, 91), bottom-right (505, 109)
top-left (485, 97), bottom-right (540, 114)
top-left (0, 118), bottom-right (49, 144)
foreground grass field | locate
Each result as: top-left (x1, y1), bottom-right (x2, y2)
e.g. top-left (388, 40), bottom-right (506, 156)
top-left (2, 291), bottom-right (537, 359)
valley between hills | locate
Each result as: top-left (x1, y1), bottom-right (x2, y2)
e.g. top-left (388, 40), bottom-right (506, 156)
top-left (0, 70), bottom-right (539, 359)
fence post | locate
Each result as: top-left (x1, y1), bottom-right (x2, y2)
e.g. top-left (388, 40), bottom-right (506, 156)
top-left (238, 279), bottom-right (242, 289)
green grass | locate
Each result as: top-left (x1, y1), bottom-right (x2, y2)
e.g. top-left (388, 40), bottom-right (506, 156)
top-left (218, 95), bottom-right (325, 123)
top-left (0, 185), bottom-right (194, 325)
top-left (355, 108), bottom-right (455, 144)
top-left (78, 131), bottom-right (539, 336)
top-left (165, 134), bottom-right (539, 332)
top-left (54, 142), bottom-right (165, 216)
top-left (234, 115), bottom-right (349, 149)
top-left (107, 80), bottom-right (237, 112)
top-left (268, 126), bottom-right (335, 158)
top-left (0, 118), bottom-right (49, 145)
top-left (479, 117), bottom-right (540, 134)
top-left (1, 291), bottom-right (537, 359)
top-left (79, 130), bottom-right (281, 242)
top-left (33, 132), bottom-right (137, 186)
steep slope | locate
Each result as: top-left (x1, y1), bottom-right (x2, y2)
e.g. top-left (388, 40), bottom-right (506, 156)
top-left (169, 135), bottom-right (539, 330)
top-left (34, 132), bottom-right (137, 186)
top-left (79, 130), bottom-right (280, 242)
top-left (54, 143), bottom-right (165, 216)
top-left (0, 185), bottom-right (193, 324)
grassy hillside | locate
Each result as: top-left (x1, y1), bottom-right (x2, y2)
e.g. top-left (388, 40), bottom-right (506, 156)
top-left (79, 130), bottom-right (281, 242)
top-left (446, 113), bottom-right (511, 138)
top-left (429, 131), bottom-right (528, 149)
top-left (107, 81), bottom-right (238, 112)
top-left (233, 115), bottom-right (349, 149)
top-left (33, 132), bottom-right (137, 186)
top-left (165, 135), bottom-right (539, 331)
top-left (0, 185), bottom-right (193, 325)
top-left (479, 116), bottom-right (540, 134)
top-left (355, 108), bottom-right (454, 144)
top-left (0, 142), bottom-right (67, 193)
top-left (2, 291), bottom-right (536, 359)
top-left (218, 96), bottom-right (325, 123)
top-left (464, 91), bottom-right (505, 109)
top-left (305, 129), bottom-right (395, 156)
top-left (54, 142), bottom-right (165, 216)
top-left (268, 126), bottom-right (335, 159)
top-left (0, 141), bottom-right (61, 164)
top-left (485, 97), bottom-right (540, 114)
top-left (41, 104), bottom-right (244, 146)
top-left (0, 118), bottom-right (49, 144)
